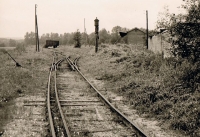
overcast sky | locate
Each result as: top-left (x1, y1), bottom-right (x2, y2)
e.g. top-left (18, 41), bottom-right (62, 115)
top-left (0, 0), bottom-right (185, 38)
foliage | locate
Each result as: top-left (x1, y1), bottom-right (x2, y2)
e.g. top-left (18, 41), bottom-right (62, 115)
top-left (81, 32), bottom-right (89, 45)
top-left (156, 2), bottom-right (200, 115)
top-left (99, 28), bottom-right (110, 44)
top-left (24, 32), bottom-right (35, 45)
top-left (156, 5), bottom-right (173, 29)
top-left (110, 26), bottom-right (129, 44)
top-left (9, 39), bottom-right (17, 47)
top-left (73, 29), bottom-right (81, 48)
top-left (24, 26), bottom-right (153, 46)
top-left (88, 32), bottom-right (96, 45)
top-left (0, 38), bottom-right (20, 47)
top-left (15, 42), bottom-right (25, 53)
top-left (96, 45), bottom-right (199, 136)
top-left (0, 43), bottom-right (6, 47)
top-left (156, 0), bottom-right (200, 64)
top-left (171, 1), bottom-right (200, 63)
top-left (0, 44), bottom-right (52, 131)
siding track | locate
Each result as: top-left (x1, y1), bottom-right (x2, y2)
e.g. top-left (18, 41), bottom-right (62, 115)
top-left (46, 52), bottom-right (149, 137)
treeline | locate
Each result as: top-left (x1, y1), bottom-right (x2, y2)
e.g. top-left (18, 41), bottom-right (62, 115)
top-left (24, 26), bottom-right (135, 46)
top-left (0, 38), bottom-right (23, 47)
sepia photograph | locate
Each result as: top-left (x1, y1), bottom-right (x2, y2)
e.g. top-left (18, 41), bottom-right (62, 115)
top-left (0, 0), bottom-right (199, 136)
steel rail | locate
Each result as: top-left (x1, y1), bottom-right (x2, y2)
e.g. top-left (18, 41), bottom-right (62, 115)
top-left (47, 56), bottom-right (56, 137)
top-left (54, 58), bottom-right (64, 68)
top-left (69, 58), bottom-right (149, 137)
top-left (72, 57), bottom-right (80, 70)
top-left (54, 60), bottom-right (71, 137)
top-left (65, 57), bottom-right (75, 70)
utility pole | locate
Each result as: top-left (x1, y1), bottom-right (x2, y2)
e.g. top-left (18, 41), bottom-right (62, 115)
top-left (84, 18), bottom-right (88, 45)
top-left (35, 4), bottom-right (39, 52)
top-left (146, 10), bottom-right (149, 49)
top-left (35, 4), bottom-right (37, 52)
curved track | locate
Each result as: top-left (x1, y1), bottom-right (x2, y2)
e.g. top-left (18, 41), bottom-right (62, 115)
top-left (47, 53), bottom-right (71, 137)
top-left (46, 52), bottom-right (149, 137)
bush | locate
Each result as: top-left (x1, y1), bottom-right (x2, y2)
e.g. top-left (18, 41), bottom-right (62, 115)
top-left (102, 48), bottom-right (199, 135)
top-left (74, 30), bottom-right (81, 48)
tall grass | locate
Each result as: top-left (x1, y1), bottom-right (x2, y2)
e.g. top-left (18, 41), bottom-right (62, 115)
top-left (83, 43), bottom-right (199, 136)
top-left (0, 43), bottom-right (51, 131)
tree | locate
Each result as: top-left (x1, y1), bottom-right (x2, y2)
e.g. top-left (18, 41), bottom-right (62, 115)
top-left (110, 26), bottom-right (122, 44)
top-left (170, 0), bottom-right (200, 63)
top-left (156, 1), bottom-right (199, 64)
top-left (81, 32), bottom-right (89, 45)
top-left (24, 32), bottom-right (35, 45)
top-left (50, 33), bottom-right (59, 40)
top-left (99, 28), bottom-right (110, 44)
top-left (88, 32), bottom-right (96, 46)
top-left (68, 32), bottom-right (75, 45)
top-left (0, 43), bottom-right (6, 47)
top-left (73, 29), bottom-right (81, 48)
top-left (169, 0), bottom-right (200, 99)
top-left (156, 6), bottom-right (173, 29)
top-left (9, 39), bottom-right (16, 47)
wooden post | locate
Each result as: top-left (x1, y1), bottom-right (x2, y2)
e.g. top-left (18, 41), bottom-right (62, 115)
top-left (84, 18), bottom-right (88, 45)
top-left (35, 4), bottom-right (39, 52)
top-left (35, 4), bottom-right (37, 52)
top-left (36, 15), bottom-right (39, 52)
top-left (146, 10), bottom-right (148, 49)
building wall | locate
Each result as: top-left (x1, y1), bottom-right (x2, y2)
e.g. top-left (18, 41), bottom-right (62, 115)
top-left (148, 34), bottom-right (162, 53)
top-left (148, 33), bottom-right (173, 58)
top-left (127, 29), bottom-right (146, 46)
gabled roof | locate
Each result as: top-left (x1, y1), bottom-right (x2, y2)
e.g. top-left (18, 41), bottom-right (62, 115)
top-left (128, 27), bottom-right (146, 34)
top-left (119, 27), bottom-right (146, 38)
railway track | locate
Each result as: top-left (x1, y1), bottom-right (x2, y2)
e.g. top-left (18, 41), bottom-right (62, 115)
top-left (46, 53), bottom-right (70, 137)
top-left (46, 52), bottom-right (149, 137)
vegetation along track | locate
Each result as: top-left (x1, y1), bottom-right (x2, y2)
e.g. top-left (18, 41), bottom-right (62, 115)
top-left (46, 52), bottom-right (149, 137)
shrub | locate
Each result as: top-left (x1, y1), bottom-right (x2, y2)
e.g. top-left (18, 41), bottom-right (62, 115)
top-left (74, 29), bottom-right (81, 48)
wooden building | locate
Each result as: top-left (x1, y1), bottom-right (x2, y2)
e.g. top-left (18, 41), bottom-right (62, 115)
top-left (126, 28), bottom-right (146, 46)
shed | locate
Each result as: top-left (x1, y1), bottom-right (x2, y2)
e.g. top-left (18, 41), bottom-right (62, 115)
top-left (44, 40), bottom-right (59, 48)
top-left (148, 30), bottom-right (173, 58)
top-left (126, 28), bottom-right (146, 46)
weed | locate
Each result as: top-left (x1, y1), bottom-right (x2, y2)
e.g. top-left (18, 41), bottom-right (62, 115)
top-left (108, 97), bottom-right (112, 103)
top-left (115, 56), bottom-right (130, 63)
top-left (0, 45), bottom-right (51, 130)
top-left (111, 50), bottom-right (121, 57)
top-left (84, 44), bottom-right (200, 135)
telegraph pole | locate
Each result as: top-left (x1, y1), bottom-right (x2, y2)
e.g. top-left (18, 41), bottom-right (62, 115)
top-left (35, 4), bottom-right (37, 51)
top-left (146, 10), bottom-right (149, 49)
top-left (36, 15), bottom-right (39, 52)
top-left (84, 18), bottom-right (88, 45)
top-left (35, 4), bottom-right (39, 52)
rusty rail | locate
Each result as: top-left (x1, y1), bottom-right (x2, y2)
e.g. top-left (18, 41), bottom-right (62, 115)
top-left (54, 60), bottom-right (71, 137)
top-left (68, 57), bottom-right (149, 137)
top-left (47, 54), bottom-right (71, 137)
top-left (47, 56), bottom-right (56, 137)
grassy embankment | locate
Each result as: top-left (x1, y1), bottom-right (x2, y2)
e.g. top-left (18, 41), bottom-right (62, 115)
top-left (78, 43), bottom-right (199, 136)
top-left (0, 44), bottom-right (52, 131)
top-left (1, 43), bottom-right (198, 136)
